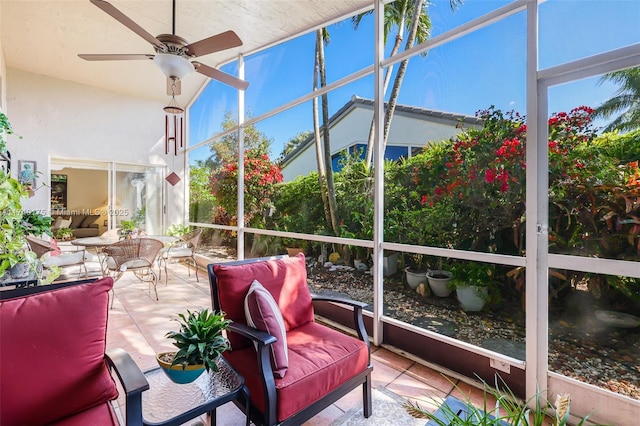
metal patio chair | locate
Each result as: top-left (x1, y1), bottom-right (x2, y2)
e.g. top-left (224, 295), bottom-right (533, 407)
top-left (102, 237), bottom-right (164, 307)
top-left (158, 228), bottom-right (202, 284)
top-left (27, 236), bottom-right (89, 280)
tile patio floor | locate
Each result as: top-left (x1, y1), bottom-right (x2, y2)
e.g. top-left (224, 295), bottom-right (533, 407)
top-left (106, 261), bottom-right (493, 425)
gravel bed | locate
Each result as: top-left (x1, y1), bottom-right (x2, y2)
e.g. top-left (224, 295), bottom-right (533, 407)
top-left (306, 263), bottom-right (640, 401)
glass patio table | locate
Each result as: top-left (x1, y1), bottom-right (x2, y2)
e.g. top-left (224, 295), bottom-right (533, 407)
top-left (140, 356), bottom-right (249, 426)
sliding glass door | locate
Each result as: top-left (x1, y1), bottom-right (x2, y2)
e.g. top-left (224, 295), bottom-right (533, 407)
top-left (50, 158), bottom-right (166, 236)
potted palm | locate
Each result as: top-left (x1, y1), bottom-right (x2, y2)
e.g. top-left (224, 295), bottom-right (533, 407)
top-left (450, 261), bottom-right (495, 312)
top-left (157, 308), bottom-right (231, 384)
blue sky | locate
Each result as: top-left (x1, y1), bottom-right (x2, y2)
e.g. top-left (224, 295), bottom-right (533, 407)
top-left (189, 0), bottom-right (640, 162)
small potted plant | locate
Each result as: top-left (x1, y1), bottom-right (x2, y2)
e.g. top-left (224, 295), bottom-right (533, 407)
top-left (450, 261), bottom-right (495, 312)
top-left (157, 308), bottom-right (231, 384)
top-left (427, 258), bottom-right (453, 297)
top-left (166, 223), bottom-right (191, 238)
top-left (404, 253), bottom-right (429, 290)
top-left (117, 220), bottom-right (138, 239)
top-left (54, 227), bottom-right (75, 241)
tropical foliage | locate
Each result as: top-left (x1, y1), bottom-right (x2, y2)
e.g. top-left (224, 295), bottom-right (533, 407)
top-left (267, 105), bottom-right (639, 306)
top-left (404, 376), bottom-right (594, 426)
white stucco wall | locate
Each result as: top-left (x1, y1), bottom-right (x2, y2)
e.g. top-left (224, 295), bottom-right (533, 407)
top-left (281, 105), bottom-right (467, 181)
top-left (0, 14), bottom-right (6, 112)
top-left (5, 68), bottom-right (185, 225)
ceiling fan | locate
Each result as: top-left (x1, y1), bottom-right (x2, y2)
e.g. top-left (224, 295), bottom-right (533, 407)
top-left (79, 0), bottom-right (249, 94)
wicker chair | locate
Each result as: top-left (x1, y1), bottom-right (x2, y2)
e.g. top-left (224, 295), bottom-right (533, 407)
top-left (158, 228), bottom-right (202, 284)
top-left (27, 236), bottom-right (88, 280)
top-left (102, 237), bottom-right (164, 307)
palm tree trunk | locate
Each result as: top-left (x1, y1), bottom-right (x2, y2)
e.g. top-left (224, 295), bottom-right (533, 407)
top-left (383, 0), bottom-right (425, 148)
top-left (317, 30), bottom-right (340, 236)
top-left (313, 30), bottom-right (332, 229)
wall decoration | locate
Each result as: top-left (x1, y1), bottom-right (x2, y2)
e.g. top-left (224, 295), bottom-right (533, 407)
top-left (51, 174), bottom-right (68, 210)
top-left (18, 160), bottom-right (37, 187)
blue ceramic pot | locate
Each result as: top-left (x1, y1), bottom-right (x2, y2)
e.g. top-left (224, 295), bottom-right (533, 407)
top-left (156, 352), bottom-right (205, 384)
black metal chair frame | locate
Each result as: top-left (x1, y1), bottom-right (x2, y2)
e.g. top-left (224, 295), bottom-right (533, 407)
top-left (208, 256), bottom-right (373, 426)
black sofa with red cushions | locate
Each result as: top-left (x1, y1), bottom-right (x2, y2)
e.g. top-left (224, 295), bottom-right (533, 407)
top-left (0, 278), bottom-right (148, 425)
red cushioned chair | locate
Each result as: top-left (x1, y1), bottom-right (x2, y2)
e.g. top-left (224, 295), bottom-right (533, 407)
top-left (208, 254), bottom-right (372, 426)
top-left (0, 278), bottom-right (149, 426)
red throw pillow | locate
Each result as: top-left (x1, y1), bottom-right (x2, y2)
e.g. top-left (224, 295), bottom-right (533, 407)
top-left (0, 278), bottom-right (118, 425)
top-left (244, 280), bottom-right (289, 378)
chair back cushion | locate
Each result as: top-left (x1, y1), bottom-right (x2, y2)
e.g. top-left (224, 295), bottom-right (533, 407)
top-left (213, 254), bottom-right (313, 350)
top-left (244, 280), bottom-right (289, 377)
top-left (0, 278), bottom-right (118, 425)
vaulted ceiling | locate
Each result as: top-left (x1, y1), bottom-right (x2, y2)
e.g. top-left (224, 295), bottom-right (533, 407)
top-left (1, 0), bottom-right (372, 105)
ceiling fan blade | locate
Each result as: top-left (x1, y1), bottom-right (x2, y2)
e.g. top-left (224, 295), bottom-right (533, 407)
top-left (78, 54), bottom-right (154, 61)
top-left (167, 78), bottom-right (182, 96)
top-left (193, 61), bottom-right (249, 90)
top-left (185, 30), bottom-right (243, 57)
top-left (90, 0), bottom-right (163, 49)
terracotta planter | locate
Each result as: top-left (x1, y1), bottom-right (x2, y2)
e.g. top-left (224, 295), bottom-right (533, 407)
top-left (286, 247), bottom-right (304, 257)
top-left (426, 270), bottom-right (453, 297)
top-left (156, 352), bottom-right (205, 384)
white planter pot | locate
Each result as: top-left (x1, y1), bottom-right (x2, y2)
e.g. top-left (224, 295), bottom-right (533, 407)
top-left (383, 252), bottom-right (398, 277)
top-left (426, 270), bottom-right (453, 297)
top-left (404, 267), bottom-right (428, 290)
top-left (455, 285), bottom-right (488, 311)
top-left (9, 261), bottom-right (30, 279)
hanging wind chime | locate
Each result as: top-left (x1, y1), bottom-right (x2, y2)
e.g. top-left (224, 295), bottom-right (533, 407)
top-left (164, 77), bottom-right (183, 186)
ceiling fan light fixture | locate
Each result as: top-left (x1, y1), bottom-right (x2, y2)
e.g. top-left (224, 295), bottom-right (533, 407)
top-left (153, 53), bottom-right (194, 79)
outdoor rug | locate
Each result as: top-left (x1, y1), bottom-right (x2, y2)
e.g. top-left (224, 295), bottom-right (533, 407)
top-left (331, 387), bottom-right (425, 426)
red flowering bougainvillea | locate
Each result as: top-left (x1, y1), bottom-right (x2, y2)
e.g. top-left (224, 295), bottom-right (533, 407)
top-left (210, 149), bottom-right (283, 228)
top-left (415, 104), bottom-right (640, 258)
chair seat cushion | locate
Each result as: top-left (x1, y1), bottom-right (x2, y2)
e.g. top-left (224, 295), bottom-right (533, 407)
top-left (224, 321), bottom-right (369, 422)
top-left (49, 402), bottom-right (118, 426)
top-left (43, 250), bottom-right (86, 267)
top-left (161, 247), bottom-right (193, 258)
top-left (105, 257), bottom-right (150, 270)
top-left (244, 280), bottom-right (288, 378)
top-left (0, 278), bottom-right (118, 425)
